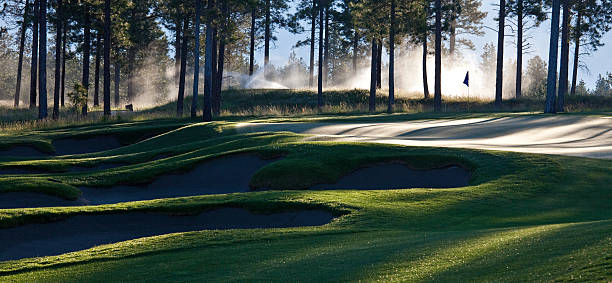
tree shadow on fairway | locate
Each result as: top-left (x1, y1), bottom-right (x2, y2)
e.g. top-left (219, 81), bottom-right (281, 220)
top-left (373, 220), bottom-right (612, 282)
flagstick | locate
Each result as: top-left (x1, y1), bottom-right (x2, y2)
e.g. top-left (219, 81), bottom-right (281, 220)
top-left (467, 85), bottom-right (470, 112)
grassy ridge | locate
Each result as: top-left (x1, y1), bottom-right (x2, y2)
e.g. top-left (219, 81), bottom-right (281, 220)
top-left (0, 114), bottom-right (611, 281)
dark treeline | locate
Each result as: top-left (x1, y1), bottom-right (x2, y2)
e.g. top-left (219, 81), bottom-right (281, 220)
top-left (0, 0), bottom-right (611, 120)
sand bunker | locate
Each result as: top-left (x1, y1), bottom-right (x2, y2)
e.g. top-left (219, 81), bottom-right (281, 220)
top-left (310, 163), bottom-right (470, 190)
top-left (0, 136), bottom-right (123, 158)
top-left (0, 154), bottom-right (274, 209)
top-left (0, 163), bottom-right (125, 176)
top-left (0, 146), bottom-right (50, 157)
top-left (0, 208), bottom-right (334, 261)
top-left (52, 136), bottom-right (122, 155)
top-left (79, 154), bottom-right (274, 205)
top-left (0, 192), bottom-right (88, 209)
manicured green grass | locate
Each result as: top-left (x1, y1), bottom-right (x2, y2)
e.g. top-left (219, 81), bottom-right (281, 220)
top-left (0, 113), bottom-right (611, 282)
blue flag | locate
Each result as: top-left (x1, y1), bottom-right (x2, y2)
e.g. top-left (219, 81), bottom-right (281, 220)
top-left (463, 71), bottom-right (469, 87)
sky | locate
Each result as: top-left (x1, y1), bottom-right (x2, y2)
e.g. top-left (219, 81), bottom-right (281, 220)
top-left (255, 0), bottom-right (612, 89)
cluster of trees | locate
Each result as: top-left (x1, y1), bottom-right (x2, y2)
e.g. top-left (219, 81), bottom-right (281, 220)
top-left (543, 0), bottom-right (612, 113)
top-left (1, 0), bottom-right (611, 120)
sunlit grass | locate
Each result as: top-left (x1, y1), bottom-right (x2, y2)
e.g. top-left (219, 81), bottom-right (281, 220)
top-left (0, 105), bottom-right (611, 281)
top-left (3, 89), bottom-right (610, 132)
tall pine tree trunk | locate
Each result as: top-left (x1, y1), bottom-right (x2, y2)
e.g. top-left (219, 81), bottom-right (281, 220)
top-left (494, 0), bottom-right (505, 109)
top-left (557, 0), bottom-right (571, 112)
top-left (388, 0), bottom-right (395, 113)
top-left (376, 39), bottom-right (382, 89)
top-left (545, 0), bottom-right (561, 113)
top-left (177, 18), bottom-right (188, 117)
top-left (103, 0), bottom-right (111, 116)
top-left (317, 1), bottom-right (323, 110)
top-left (214, 39), bottom-right (225, 116)
top-left (449, 22), bottom-right (456, 56)
top-left (249, 7), bottom-right (255, 76)
top-left (94, 32), bottom-right (101, 107)
top-left (30, 0), bottom-right (39, 109)
top-left (570, 11), bottom-right (582, 95)
top-left (309, 0), bottom-right (316, 87)
top-left (14, 0), bottom-right (29, 107)
top-left (422, 33), bottom-right (430, 99)
top-left (422, 3), bottom-right (429, 99)
top-left (264, 0), bottom-right (271, 79)
top-left (61, 26), bottom-right (66, 107)
top-left (515, 0), bottom-right (523, 98)
top-left (213, 1), bottom-right (228, 116)
top-left (202, 0), bottom-right (214, 121)
top-left (323, 5), bottom-right (329, 86)
top-left (211, 26), bottom-right (219, 115)
top-left (38, 0), bottom-right (47, 119)
top-left (192, 0), bottom-right (201, 118)
top-left (82, 7), bottom-right (91, 116)
top-left (53, 0), bottom-right (62, 119)
top-left (352, 30), bottom-right (358, 73)
top-left (114, 58), bottom-right (120, 107)
top-left (434, 0), bottom-right (442, 112)
top-left (369, 39), bottom-right (377, 112)
top-left (174, 20), bottom-right (181, 86)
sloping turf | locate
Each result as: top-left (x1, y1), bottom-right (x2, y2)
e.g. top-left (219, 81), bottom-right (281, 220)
top-left (0, 118), bottom-right (611, 282)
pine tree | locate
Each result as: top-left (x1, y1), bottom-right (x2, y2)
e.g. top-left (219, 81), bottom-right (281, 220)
top-left (545, 0), bottom-right (560, 113)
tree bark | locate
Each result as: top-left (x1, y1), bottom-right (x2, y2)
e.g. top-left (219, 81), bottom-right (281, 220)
top-left (388, 0), bottom-right (395, 113)
top-left (494, 0), bottom-right (505, 109)
top-left (103, 0), bottom-right (111, 116)
top-left (264, 0), bottom-right (271, 79)
top-left (376, 39), bottom-right (382, 89)
top-left (192, 0), bottom-right (201, 118)
top-left (203, 0), bottom-right (214, 121)
top-left (434, 0), bottom-right (442, 111)
top-left (422, 33), bottom-right (430, 99)
top-left (61, 26), bottom-right (66, 107)
top-left (114, 59), bottom-right (120, 107)
top-left (53, 0), bottom-right (62, 119)
top-left (557, 0), bottom-right (570, 112)
top-left (82, 7), bottom-right (91, 116)
top-left (214, 37), bottom-right (225, 116)
top-left (449, 24), bottom-right (456, 56)
top-left (449, 0), bottom-right (456, 56)
top-left (570, 10), bottom-right (582, 95)
top-left (177, 18), bottom-right (188, 117)
top-left (309, 0), bottom-right (316, 87)
top-left (211, 26), bottom-right (218, 109)
top-left (352, 30), bottom-right (358, 73)
top-left (94, 32), bottom-right (101, 107)
top-left (213, 1), bottom-right (228, 116)
top-left (249, 7), bottom-right (256, 76)
top-left (174, 20), bottom-right (181, 86)
top-left (323, 4), bottom-right (329, 86)
top-left (369, 39), bottom-right (377, 112)
top-left (545, 0), bottom-right (560, 113)
top-left (422, 3), bottom-right (430, 99)
top-left (30, 0), bottom-right (39, 109)
top-left (515, 0), bottom-right (523, 98)
top-left (317, 1), bottom-right (323, 110)
top-left (15, 0), bottom-right (29, 107)
top-left (38, 0), bottom-right (47, 119)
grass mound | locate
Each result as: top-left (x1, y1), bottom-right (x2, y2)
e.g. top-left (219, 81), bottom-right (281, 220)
top-left (0, 113), bottom-right (611, 281)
